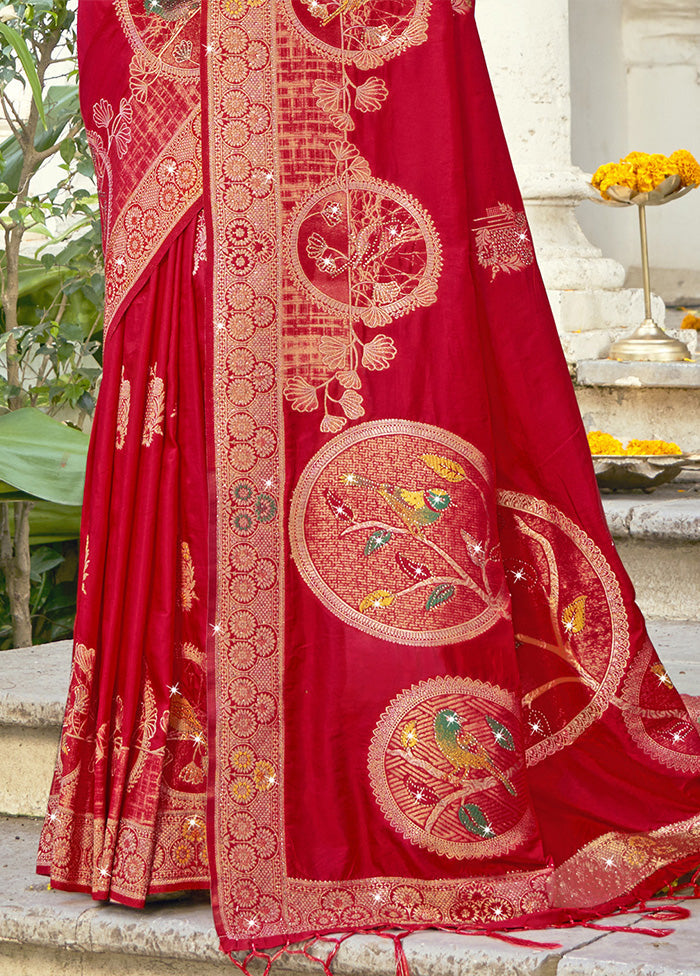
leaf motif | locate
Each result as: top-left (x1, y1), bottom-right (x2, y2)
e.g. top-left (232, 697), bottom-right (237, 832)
top-left (284, 375), bottom-right (319, 413)
top-left (93, 97), bottom-right (114, 130)
top-left (329, 140), bottom-right (359, 162)
top-left (426, 583), bottom-right (455, 611)
top-left (400, 721), bottom-right (419, 750)
top-left (404, 775), bottom-right (439, 806)
top-left (421, 454), bottom-right (467, 483)
top-left (329, 111), bottom-right (355, 132)
top-left (362, 334), bottom-right (397, 371)
top-left (323, 488), bottom-right (355, 522)
top-left (562, 595), bottom-right (587, 635)
top-left (336, 368), bottom-right (361, 390)
top-left (361, 305), bottom-right (393, 329)
top-left (458, 803), bottom-right (493, 838)
top-left (306, 232), bottom-right (329, 260)
top-left (348, 154), bottom-right (372, 179)
top-left (485, 716), bottom-right (516, 752)
top-left (312, 79), bottom-right (344, 114)
top-left (396, 553), bottom-right (432, 582)
top-left (460, 528), bottom-right (486, 565)
top-left (355, 76), bottom-right (389, 113)
top-left (318, 335), bottom-right (348, 371)
top-left (339, 388), bottom-right (365, 420)
top-left (353, 48), bottom-right (385, 70)
top-left (359, 590), bottom-right (396, 613)
top-left (364, 529), bottom-right (392, 557)
top-left (320, 414), bottom-right (347, 434)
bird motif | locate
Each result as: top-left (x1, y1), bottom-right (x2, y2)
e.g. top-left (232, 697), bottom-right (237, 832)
top-left (433, 709), bottom-right (516, 796)
top-left (341, 473), bottom-right (451, 538)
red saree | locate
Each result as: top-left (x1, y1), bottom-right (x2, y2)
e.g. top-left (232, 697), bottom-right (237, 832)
top-left (39, 0), bottom-right (700, 957)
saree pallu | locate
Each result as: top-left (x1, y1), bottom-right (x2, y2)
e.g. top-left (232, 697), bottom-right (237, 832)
top-left (39, 0), bottom-right (700, 956)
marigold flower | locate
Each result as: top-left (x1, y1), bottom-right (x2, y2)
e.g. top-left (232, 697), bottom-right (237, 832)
top-left (670, 150), bottom-right (700, 187)
top-left (625, 439), bottom-right (682, 456)
top-left (587, 431), bottom-right (624, 455)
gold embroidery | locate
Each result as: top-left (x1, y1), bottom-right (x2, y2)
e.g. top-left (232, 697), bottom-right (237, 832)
top-left (180, 541), bottom-right (197, 611)
top-left (279, 2), bottom-right (441, 434)
top-left (281, 0), bottom-right (432, 67)
top-left (473, 203), bottom-right (535, 281)
top-left (616, 636), bottom-right (700, 775)
top-left (450, 0), bottom-right (473, 12)
top-left (497, 491), bottom-right (630, 766)
top-left (116, 367), bottom-right (131, 450)
top-left (290, 420), bottom-right (508, 645)
top-left (81, 536), bottom-right (90, 596)
top-left (142, 364), bottom-right (165, 446)
top-left (368, 676), bottom-right (533, 859)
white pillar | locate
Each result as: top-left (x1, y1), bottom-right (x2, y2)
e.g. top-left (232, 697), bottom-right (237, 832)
top-left (475, 0), bottom-right (664, 359)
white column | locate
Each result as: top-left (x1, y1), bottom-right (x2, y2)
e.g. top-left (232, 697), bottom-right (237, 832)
top-left (475, 0), bottom-right (663, 359)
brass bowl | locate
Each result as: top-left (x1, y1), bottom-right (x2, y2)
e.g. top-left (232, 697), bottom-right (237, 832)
top-left (595, 175), bottom-right (698, 208)
top-left (592, 454), bottom-right (698, 492)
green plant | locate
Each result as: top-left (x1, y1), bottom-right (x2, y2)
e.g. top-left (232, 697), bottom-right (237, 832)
top-left (0, 1), bottom-right (102, 646)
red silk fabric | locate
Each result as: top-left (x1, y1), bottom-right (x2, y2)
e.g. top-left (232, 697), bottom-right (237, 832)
top-left (39, 0), bottom-right (700, 955)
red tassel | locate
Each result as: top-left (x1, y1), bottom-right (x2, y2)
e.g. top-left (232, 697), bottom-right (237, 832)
top-left (485, 931), bottom-right (562, 950)
top-left (643, 905), bottom-right (690, 922)
top-left (584, 922), bottom-right (674, 938)
top-left (393, 935), bottom-right (411, 976)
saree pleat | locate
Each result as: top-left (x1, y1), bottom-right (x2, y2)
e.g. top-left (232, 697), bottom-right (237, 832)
top-left (38, 213), bottom-right (210, 903)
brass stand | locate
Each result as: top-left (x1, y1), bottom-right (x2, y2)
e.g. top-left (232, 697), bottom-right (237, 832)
top-left (609, 205), bottom-right (689, 362)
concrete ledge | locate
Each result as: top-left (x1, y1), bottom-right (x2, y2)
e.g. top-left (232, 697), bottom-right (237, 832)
top-left (3, 817), bottom-right (700, 976)
top-left (602, 486), bottom-right (700, 542)
top-left (577, 359), bottom-right (700, 389)
top-left (0, 641), bottom-right (71, 728)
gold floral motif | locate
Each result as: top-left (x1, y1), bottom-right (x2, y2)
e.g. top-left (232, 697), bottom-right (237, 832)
top-left (116, 367), bottom-right (131, 450)
top-left (81, 535), bottom-right (90, 596)
top-left (450, 0), bottom-right (473, 12)
top-left (180, 541), bottom-right (197, 611)
top-left (473, 203), bottom-right (535, 281)
top-left (142, 364), bottom-right (165, 446)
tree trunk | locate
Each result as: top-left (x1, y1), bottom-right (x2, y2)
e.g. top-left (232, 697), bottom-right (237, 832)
top-left (0, 501), bottom-right (33, 647)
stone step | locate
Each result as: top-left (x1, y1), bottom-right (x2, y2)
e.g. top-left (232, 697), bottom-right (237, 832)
top-left (604, 485), bottom-right (700, 620)
top-left (1, 618), bottom-right (698, 822)
top-left (2, 814), bottom-right (700, 976)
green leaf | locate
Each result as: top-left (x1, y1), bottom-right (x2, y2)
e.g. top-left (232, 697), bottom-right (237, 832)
top-left (458, 803), bottom-right (493, 838)
top-left (0, 22), bottom-right (47, 129)
top-left (0, 408), bottom-right (88, 505)
top-left (364, 528), bottom-right (392, 556)
top-left (485, 716), bottom-right (516, 752)
top-left (426, 582), bottom-right (455, 611)
top-left (29, 545), bottom-right (65, 581)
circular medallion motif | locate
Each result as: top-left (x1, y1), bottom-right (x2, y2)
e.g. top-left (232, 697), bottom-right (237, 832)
top-left (281, 0), bottom-right (432, 67)
top-left (289, 420), bottom-right (509, 645)
top-left (368, 676), bottom-right (532, 859)
top-left (286, 178), bottom-right (442, 329)
top-left (116, 0), bottom-right (201, 77)
top-left (497, 491), bottom-right (631, 764)
top-left (618, 636), bottom-right (700, 775)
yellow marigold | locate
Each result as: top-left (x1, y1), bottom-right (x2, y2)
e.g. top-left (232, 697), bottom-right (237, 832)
top-left (670, 150), bottom-right (700, 187)
top-left (681, 311), bottom-right (700, 330)
top-left (587, 430), bottom-right (625, 455)
top-left (625, 439), bottom-right (682, 456)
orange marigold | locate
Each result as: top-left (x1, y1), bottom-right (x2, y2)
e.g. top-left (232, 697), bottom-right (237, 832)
top-left (625, 439), bottom-right (682, 456)
top-left (681, 311), bottom-right (700, 331)
top-left (587, 430), bottom-right (625, 455)
top-left (670, 150), bottom-right (700, 187)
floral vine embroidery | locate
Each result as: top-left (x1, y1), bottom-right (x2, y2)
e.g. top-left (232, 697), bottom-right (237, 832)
top-left (450, 0), bottom-right (474, 13)
top-left (324, 453), bottom-right (500, 615)
top-left (142, 365), bottom-right (165, 446)
top-left (181, 541), bottom-right (197, 612)
top-left (116, 366), bottom-right (131, 450)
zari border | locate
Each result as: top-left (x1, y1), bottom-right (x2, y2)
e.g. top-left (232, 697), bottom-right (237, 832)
top-left (103, 111), bottom-right (202, 338)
